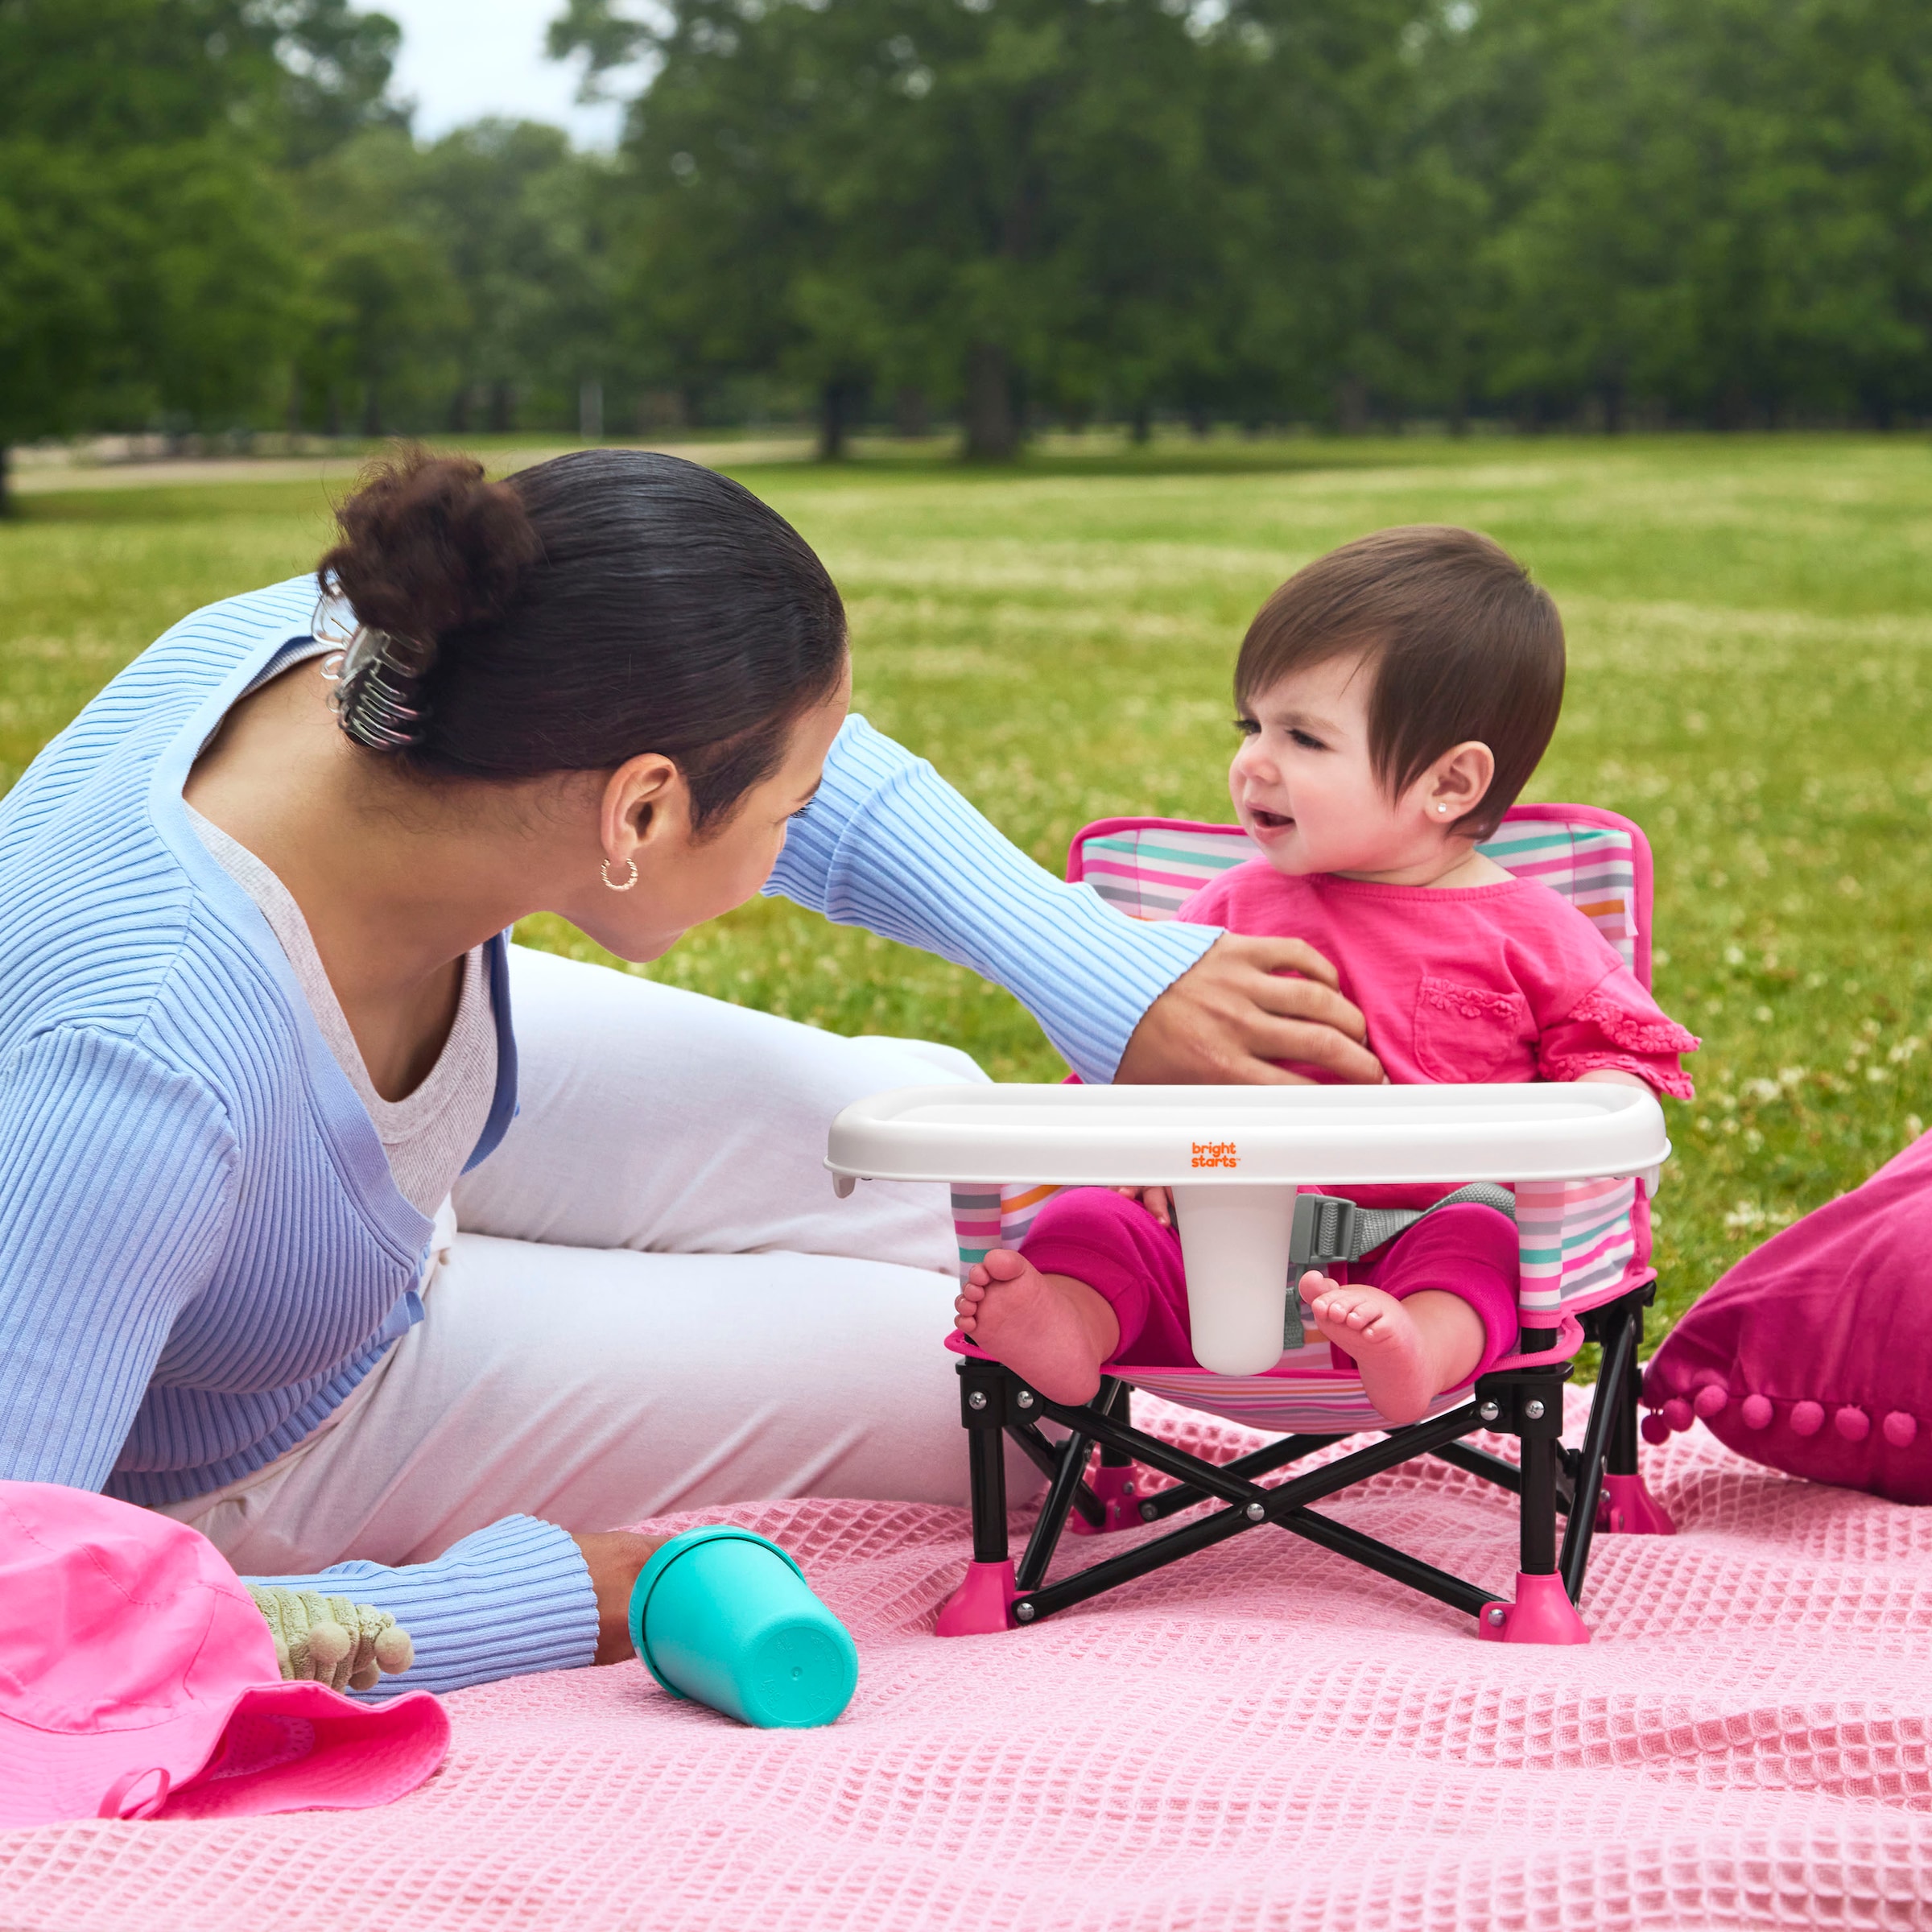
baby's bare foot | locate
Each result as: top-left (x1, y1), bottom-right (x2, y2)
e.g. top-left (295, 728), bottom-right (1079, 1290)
top-left (953, 1249), bottom-right (1119, 1406)
top-left (1303, 1272), bottom-right (1440, 1426)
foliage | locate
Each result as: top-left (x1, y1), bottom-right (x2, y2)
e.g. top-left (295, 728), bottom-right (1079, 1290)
top-left (6, 433), bottom-right (1931, 1345)
top-left (551, 0), bottom-right (1932, 444)
top-left (0, 0), bottom-right (402, 497)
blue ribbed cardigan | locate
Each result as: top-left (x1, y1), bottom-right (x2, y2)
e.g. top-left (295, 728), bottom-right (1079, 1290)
top-left (0, 576), bottom-right (1215, 1693)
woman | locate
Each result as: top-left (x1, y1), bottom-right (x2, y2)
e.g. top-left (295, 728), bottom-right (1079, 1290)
top-left (0, 449), bottom-right (1377, 1693)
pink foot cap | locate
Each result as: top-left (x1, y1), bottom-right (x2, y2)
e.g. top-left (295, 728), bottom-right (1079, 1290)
top-left (1476, 1571), bottom-right (1591, 1645)
top-left (1596, 1470), bottom-right (1676, 1536)
top-left (935, 1559), bottom-right (1018, 1637)
top-left (1064, 1461), bottom-right (1140, 1537)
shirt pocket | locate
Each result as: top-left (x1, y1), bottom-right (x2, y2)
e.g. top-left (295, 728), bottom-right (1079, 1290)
top-left (1412, 976), bottom-right (1534, 1083)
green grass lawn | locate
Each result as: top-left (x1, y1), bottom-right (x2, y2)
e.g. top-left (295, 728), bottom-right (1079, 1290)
top-left (5, 433), bottom-right (1930, 1344)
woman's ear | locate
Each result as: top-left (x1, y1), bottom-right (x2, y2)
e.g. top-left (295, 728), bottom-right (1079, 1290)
top-left (599, 753), bottom-right (683, 869)
top-left (1422, 741), bottom-right (1495, 828)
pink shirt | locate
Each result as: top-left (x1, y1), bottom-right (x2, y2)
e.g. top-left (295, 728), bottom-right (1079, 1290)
top-left (1179, 861), bottom-right (1697, 1098)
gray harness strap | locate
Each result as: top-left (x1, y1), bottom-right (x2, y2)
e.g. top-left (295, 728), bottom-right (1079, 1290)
top-left (1283, 1184), bottom-right (1517, 1349)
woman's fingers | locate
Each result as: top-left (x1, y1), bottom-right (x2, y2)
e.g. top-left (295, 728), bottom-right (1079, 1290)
top-left (1116, 933), bottom-right (1383, 1086)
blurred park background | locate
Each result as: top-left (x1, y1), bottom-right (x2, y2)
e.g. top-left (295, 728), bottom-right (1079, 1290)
top-left (2, 0), bottom-right (1930, 483)
top-left (3, 1), bottom-right (1931, 1341)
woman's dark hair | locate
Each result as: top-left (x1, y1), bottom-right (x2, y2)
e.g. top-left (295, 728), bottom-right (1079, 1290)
top-left (316, 446), bottom-right (848, 830)
top-left (1235, 526), bottom-right (1565, 840)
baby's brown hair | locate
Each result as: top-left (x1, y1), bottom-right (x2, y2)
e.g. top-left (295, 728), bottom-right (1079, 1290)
top-left (1235, 526), bottom-right (1565, 840)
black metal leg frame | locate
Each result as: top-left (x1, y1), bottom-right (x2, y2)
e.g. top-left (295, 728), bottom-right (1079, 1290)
top-left (955, 1280), bottom-right (1657, 1636)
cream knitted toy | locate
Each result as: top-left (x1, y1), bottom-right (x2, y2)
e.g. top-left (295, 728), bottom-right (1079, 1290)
top-left (246, 1586), bottom-right (415, 1693)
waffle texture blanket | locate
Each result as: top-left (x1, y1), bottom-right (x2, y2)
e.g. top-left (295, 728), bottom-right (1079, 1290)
top-left (3, 1392), bottom-right (1928, 1931)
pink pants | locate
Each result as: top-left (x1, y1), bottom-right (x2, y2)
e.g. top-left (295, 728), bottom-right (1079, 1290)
top-left (1018, 1189), bottom-right (1521, 1385)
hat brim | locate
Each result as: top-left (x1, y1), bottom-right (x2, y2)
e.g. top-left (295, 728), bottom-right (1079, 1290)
top-left (0, 1678), bottom-right (448, 1829)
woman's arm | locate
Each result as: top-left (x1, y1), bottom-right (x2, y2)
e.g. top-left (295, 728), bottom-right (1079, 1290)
top-left (248, 1517), bottom-right (606, 1697)
top-left (0, 1027), bottom-right (608, 1696)
top-left (769, 716), bottom-right (1377, 1084)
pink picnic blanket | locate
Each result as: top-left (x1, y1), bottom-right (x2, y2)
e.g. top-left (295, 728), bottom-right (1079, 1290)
top-left (4, 1392), bottom-right (1929, 1930)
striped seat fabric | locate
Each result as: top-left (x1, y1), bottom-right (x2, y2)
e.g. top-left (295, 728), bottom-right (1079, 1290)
top-left (952, 803), bottom-right (1660, 1435)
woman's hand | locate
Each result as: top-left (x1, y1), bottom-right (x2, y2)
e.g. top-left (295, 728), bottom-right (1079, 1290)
top-left (1116, 933), bottom-right (1383, 1086)
top-left (574, 1530), bottom-right (671, 1664)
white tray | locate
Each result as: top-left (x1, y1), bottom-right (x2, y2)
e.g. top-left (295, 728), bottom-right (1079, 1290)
top-left (827, 1082), bottom-right (1670, 1190)
top-left (827, 1083), bottom-right (1671, 1374)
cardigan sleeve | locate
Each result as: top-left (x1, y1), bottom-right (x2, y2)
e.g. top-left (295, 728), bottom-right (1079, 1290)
top-left (0, 1026), bottom-right (237, 1490)
top-left (766, 715), bottom-right (1220, 1081)
top-left (249, 1516), bottom-right (600, 1699)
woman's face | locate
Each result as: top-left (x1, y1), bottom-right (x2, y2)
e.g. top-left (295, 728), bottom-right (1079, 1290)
top-left (571, 658), bottom-right (852, 962)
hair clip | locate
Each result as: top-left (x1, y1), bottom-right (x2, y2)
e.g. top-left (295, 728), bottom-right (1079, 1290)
top-left (312, 588), bottom-right (430, 751)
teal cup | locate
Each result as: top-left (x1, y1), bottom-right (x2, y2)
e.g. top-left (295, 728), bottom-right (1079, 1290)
top-left (627, 1527), bottom-right (859, 1729)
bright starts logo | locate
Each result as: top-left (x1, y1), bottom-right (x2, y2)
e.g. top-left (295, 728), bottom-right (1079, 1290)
top-left (1191, 1141), bottom-right (1239, 1170)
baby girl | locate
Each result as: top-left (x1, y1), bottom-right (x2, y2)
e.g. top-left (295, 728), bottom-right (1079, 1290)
top-left (954, 525), bottom-right (1697, 1425)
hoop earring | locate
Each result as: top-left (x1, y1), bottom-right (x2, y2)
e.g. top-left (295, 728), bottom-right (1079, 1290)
top-left (601, 857), bottom-right (638, 893)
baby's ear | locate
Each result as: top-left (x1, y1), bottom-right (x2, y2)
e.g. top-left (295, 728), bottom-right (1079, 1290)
top-left (1425, 741), bottom-right (1496, 824)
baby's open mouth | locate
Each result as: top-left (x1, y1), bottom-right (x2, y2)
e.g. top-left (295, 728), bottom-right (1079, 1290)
top-left (1249, 807), bottom-right (1294, 830)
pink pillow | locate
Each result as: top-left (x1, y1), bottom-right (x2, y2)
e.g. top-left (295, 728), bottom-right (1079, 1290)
top-left (1642, 1129), bottom-right (1932, 1503)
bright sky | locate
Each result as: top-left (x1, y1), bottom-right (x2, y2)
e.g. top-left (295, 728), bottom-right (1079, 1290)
top-left (381, 0), bottom-right (639, 149)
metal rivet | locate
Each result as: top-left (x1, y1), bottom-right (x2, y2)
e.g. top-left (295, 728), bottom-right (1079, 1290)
top-left (1478, 1401), bottom-right (1501, 1423)
top-left (1140, 1501), bottom-right (1159, 1522)
top-left (1525, 1399), bottom-right (1546, 1420)
top-left (1486, 1605), bottom-right (1508, 1627)
top-left (1015, 1389), bottom-right (1034, 1410)
top-left (1013, 1602), bottom-right (1035, 1624)
top-left (1121, 1480), bottom-right (1136, 1496)
top-left (968, 1391), bottom-right (988, 1410)
top-left (1245, 1501), bottom-right (1265, 1521)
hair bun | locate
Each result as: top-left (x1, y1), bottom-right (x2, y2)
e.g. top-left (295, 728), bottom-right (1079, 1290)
top-left (321, 446), bottom-right (541, 644)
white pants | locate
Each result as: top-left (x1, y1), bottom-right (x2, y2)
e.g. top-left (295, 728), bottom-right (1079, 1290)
top-left (165, 945), bottom-right (1022, 1576)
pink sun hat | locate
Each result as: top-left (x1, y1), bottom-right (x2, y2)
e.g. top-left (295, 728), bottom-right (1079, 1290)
top-left (0, 1480), bottom-right (449, 1827)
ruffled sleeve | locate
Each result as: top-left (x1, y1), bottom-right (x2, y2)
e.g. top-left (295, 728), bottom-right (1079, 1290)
top-left (1538, 968), bottom-right (1699, 1098)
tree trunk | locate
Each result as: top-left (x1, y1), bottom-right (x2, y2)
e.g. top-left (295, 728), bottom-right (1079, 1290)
top-left (1333, 375), bottom-right (1369, 435)
top-left (488, 380), bottom-right (514, 433)
top-left (893, 385), bottom-right (929, 440)
top-left (963, 343), bottom-right (1017, 461)
top-left (361, 378), bottom-right (383, 438)
top-left (1129, 400), bottom-right (1151, 444)
top-left (819, 380), bottom-right (848, 461)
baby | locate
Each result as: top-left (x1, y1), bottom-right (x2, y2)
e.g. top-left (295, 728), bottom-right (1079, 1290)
top-left (954, 526), bottom-right (1697, 1425)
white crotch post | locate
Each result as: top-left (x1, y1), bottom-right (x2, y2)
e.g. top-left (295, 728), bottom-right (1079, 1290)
top-left (1169, 1182), bottom-right (1298, 1376)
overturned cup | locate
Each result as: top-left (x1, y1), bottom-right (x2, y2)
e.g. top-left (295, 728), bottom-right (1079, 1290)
top-left (627, 1527), bottom-right (859, 1729)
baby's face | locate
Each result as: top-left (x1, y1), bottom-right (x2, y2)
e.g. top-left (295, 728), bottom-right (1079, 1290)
top-left (1230, 654), bottom-right (1424, 877)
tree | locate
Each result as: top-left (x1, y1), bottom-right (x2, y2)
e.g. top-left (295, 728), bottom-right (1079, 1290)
top-left (0, 0), bottom-right (404, 510)
top-left (415, 122), bottom-right (617, 433)
top-left (558, 0), bottom-right (1258, 460)
top-left (1439, 0), bottom-right (1932, 427)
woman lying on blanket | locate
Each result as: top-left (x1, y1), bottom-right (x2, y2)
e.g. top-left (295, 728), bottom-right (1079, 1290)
top-left (955, 526), bottom-right (1699, 1424)
top-left (0, 448), bottom-right (1397, 1696)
